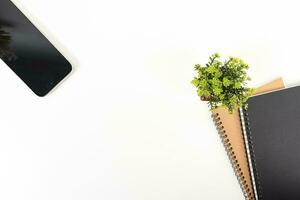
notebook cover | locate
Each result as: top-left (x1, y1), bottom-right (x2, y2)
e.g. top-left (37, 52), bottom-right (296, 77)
top-left (240, 85), bottom-right (300, 200)
top-left (212, 78), bottom-right (284, 200)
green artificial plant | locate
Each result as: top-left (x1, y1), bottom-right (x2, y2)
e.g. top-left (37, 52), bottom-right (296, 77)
top-left (191, 53), bottom-right (255, 112)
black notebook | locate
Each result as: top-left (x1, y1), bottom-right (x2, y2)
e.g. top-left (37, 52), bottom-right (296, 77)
top-left (240, 86), bottom-right (300, 200)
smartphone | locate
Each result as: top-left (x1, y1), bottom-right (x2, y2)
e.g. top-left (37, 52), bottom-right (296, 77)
top-left (0, 0), bottom-right (72, 96)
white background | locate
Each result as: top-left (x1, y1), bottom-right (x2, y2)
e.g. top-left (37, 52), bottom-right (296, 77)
top-left (0, 0), bottom-right (299, 199)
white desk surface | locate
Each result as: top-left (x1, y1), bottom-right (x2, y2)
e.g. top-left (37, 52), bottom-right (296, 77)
top-left (0, 0), bottom-right (299, 199)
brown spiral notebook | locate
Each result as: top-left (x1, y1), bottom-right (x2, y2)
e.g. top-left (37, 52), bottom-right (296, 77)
top-left (211, 78), bottom-right (284, 200)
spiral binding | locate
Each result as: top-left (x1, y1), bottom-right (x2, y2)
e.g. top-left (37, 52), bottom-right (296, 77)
top-left (241, 108), bottom-right (260, 200)
top-left (212, 112), bottom-right (255, 200)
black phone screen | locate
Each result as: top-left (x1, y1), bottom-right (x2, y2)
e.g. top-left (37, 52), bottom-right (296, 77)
top-left (0, 0), bottom-right (72, 96)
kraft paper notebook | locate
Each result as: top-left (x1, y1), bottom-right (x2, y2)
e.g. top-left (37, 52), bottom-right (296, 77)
top-left (211, 78), bottom-right (284, 200)
top-left (240, 85), bottom-right (300, 200)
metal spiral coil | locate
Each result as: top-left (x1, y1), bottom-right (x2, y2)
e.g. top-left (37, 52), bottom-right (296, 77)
top-left (212, 112), bottom-right (255, 200)
top-left (242, 109), bottom-right (260, 200)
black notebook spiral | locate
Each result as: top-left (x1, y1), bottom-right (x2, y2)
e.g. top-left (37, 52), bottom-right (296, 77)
top-left (240, 86), bottom-right (300, 200)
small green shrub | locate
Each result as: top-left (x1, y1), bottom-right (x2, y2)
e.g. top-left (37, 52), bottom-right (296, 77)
top-left (191, 53), bottom-right (255, 112)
